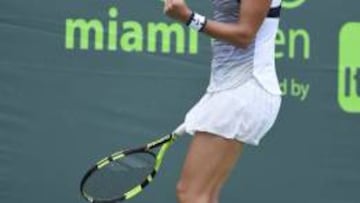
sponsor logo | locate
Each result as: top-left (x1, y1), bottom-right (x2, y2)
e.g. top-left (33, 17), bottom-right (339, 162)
top-left (338, 22), bottom-right (360, 113)
top-left (282, 0), bottom-right (306, 9)
top-left (65, 7), bottom-right (199, 54)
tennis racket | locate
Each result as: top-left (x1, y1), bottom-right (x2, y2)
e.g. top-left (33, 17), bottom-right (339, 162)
top-left (80, 123), bottom-right (186, 203)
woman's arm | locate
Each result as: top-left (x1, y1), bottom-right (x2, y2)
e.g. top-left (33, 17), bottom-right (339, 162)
top-left (164, 0), bottom-right (271, 49)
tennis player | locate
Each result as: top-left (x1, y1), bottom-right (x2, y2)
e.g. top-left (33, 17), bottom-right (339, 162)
top-left (164, 0), bottom-right (282, 202)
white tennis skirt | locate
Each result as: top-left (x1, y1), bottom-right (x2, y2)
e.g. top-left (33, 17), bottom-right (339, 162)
top-left (184, 77), bottom-right (281, 146)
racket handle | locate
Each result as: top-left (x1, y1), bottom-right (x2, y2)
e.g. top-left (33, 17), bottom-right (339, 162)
top-left (173, 123), bottom-right (186, 136)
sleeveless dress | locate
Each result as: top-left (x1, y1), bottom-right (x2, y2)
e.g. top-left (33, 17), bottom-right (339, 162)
top-left (184, 0), bottom-right (282, 146)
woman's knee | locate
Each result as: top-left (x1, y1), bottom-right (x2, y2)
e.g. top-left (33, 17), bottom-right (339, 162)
top-left (176, 180), bottom-right (191, 202)
top-left (176, 180), bottom-right (212, 203)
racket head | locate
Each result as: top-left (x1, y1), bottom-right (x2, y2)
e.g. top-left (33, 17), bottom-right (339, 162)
top-left (80, 134), bottom-right (176, 203)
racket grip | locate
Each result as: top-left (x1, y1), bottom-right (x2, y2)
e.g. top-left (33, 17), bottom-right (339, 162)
top-left (173, 123), bottom-right (186, 136)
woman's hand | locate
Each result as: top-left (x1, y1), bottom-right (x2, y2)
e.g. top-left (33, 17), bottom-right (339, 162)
top-left (163, 0), bottom-right (192, 23)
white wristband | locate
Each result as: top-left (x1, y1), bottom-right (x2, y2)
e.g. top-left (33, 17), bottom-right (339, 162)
top-left (187, 12), bottom-right (207, 32)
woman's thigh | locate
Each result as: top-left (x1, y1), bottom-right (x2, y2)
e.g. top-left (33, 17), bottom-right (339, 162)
top-left (178, 131), bottom-right (244, 195)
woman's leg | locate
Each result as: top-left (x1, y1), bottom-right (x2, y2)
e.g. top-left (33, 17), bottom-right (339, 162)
top-left (176, 131), bottom-right (244, 203)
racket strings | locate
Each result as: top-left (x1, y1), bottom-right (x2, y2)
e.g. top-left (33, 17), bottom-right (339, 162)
top-left (83, 153), bottom-right (155, 200)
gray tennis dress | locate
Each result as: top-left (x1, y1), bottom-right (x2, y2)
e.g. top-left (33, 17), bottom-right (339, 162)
top-left (208, 0), bottom-right (282, 95)
top-left (184, 0), bottom-right (283, 146)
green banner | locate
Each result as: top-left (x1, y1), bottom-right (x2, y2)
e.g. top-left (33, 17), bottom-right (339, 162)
top-left (0, 0), bottom-right (359, 203)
